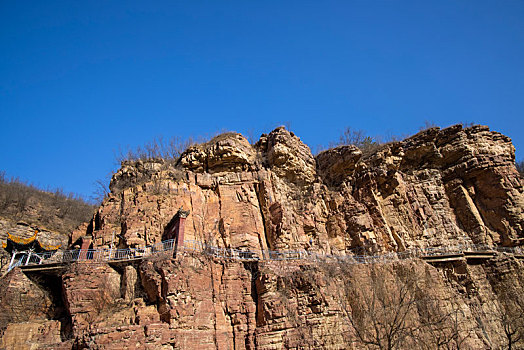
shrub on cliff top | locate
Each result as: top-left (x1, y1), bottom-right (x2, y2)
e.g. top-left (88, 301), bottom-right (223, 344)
top-left (115, 135), bottom-right (200, 163)
top-left (115, 130), bottom-right (239, 164)
top-left (334, 127), bottom-right (379, 151)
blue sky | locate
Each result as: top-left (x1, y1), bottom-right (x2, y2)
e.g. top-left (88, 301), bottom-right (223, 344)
top-left (1, 1), bottom-right (523, 200)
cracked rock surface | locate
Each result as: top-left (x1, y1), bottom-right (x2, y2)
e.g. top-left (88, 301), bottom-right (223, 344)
top-left (2, 124), bottom-right (524, 349)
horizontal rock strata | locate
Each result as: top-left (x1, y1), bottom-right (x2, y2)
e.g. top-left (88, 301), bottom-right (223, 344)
top-left (1, 124), bottom-right (523, 349)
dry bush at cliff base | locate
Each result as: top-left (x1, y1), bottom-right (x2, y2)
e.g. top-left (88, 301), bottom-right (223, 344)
top-left (417, 298), bottom-right (476, 350)
top-left (271, 262), bottom-right (484, 350)
top-left (489, 288), bottom-right (524, 350)
top-left (339, 264), bottom-right (484, 350)
top-left (338, 265), bottom-right (423, 350)
top-left (60, 264), bottom-right (125, 331)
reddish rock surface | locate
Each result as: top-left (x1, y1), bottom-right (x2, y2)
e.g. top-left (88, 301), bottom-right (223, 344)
top-left (80, 125), bottom-right (522, 256)
top-left (1, 125), bottom-right (523, 349)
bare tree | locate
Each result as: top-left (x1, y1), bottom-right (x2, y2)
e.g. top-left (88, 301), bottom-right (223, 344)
top-left (336, 265), bottom-right (421, 350)
top-left (334, 127), bottom-right (380, 155)
top-left (115, 135), bottom-right (199, 163)
top-left (516, 160), bottom-right (524, 177)
top-left (498, 308), bottom-right (524, 350)
top-left (0, 272), bottom-right (54, 332)
top-left (338, 127), bottom-right (367, 146)
top-left (491, 289), bottom-right (524, 350)
top-left (418, 298), bottom-right (475, 350)
top-left (245, 128), bottom-right (257, 145)
top-left (167, 135), bottom-right (197, 159)
top-left (91, 179), bottom-right (110, 204)
top-left (419, 120), bottom-right (438, 131)
top-left (331, 263), bottom-right (479, 350)
top-left (459, 121), bottom-right (476, 128)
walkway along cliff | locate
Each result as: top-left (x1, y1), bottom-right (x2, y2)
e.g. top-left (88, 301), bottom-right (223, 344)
top-left (1, 124), bottom-right (523, 349)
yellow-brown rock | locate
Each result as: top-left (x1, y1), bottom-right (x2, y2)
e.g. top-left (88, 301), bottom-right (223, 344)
top-left (0, 320), bottom-right (63, 350)
top-left (1, 124), bottom-right (524, 349)
top-left (178, 133), bottom-right (257, 173)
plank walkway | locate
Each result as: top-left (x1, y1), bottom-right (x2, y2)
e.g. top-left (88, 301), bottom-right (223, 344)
top-left (9, 239), bottom-right (524, 273)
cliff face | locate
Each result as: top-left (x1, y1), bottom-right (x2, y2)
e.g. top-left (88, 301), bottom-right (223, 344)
top-left (2, 124), bottom-right (524, 349)
top-left (80, 125), bottom-right (523, 254)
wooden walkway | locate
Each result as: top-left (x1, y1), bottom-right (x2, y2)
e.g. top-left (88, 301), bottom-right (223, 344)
top-left (9, 239), bottom-right (524, 273)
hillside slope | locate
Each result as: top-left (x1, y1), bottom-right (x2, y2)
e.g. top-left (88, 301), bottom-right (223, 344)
top-left (0, 177), bottom-right (94, 272)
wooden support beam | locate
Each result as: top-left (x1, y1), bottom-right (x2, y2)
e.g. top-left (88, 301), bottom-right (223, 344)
top-left (421, 253), bottom-right (465, 263)
top-left (464, 251), bottom-right (496, 260)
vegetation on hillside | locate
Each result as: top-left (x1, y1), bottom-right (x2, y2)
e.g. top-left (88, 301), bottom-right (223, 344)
top-left (115, 135), bottom-right (200, 163)
top-left (332, 127), bottom-right (382, 155)
top-left (516, 160), bottom-right (524, 177)
top-left (316, 121), bottom-right (478, 157)
top-left (108, 133), bottom-right (240, 195)
top-left (273, 260), bottom-right (524, 349)
top-left (114, 131), bottom-right (240, 164)
top-left (0, 171), bottom-right (94, 233)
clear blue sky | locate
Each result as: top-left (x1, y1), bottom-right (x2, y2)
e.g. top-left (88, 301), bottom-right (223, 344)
top-left (1, 1), bottom-right (523, 200)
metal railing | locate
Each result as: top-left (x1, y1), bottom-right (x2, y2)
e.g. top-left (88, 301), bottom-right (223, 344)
top-left (6, 237), bottom-right (524, 272)
top-left (7, 257), bottom-right (23, 272)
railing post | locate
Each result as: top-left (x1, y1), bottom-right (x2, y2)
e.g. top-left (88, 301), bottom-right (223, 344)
top-left (8, 250), bottom-right (17, 269)
top-left (25, 251), bottom-right (32, 266)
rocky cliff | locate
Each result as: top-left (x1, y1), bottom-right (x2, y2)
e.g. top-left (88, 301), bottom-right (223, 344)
top-left (77, 125), bottom-right (523, 253)
top-left (0, 178), bottom-right (94, 273)
top-left (1, 125), bottom-right (523, 349)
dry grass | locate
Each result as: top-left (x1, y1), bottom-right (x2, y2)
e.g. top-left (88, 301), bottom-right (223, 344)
top-left (0, 172), bottom-right (94, 233)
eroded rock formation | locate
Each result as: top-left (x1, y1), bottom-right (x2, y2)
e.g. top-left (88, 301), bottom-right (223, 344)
top-left (1, 124), bottom-right (523, 349)
top-left (76, 125), bottom-right (523, 254)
